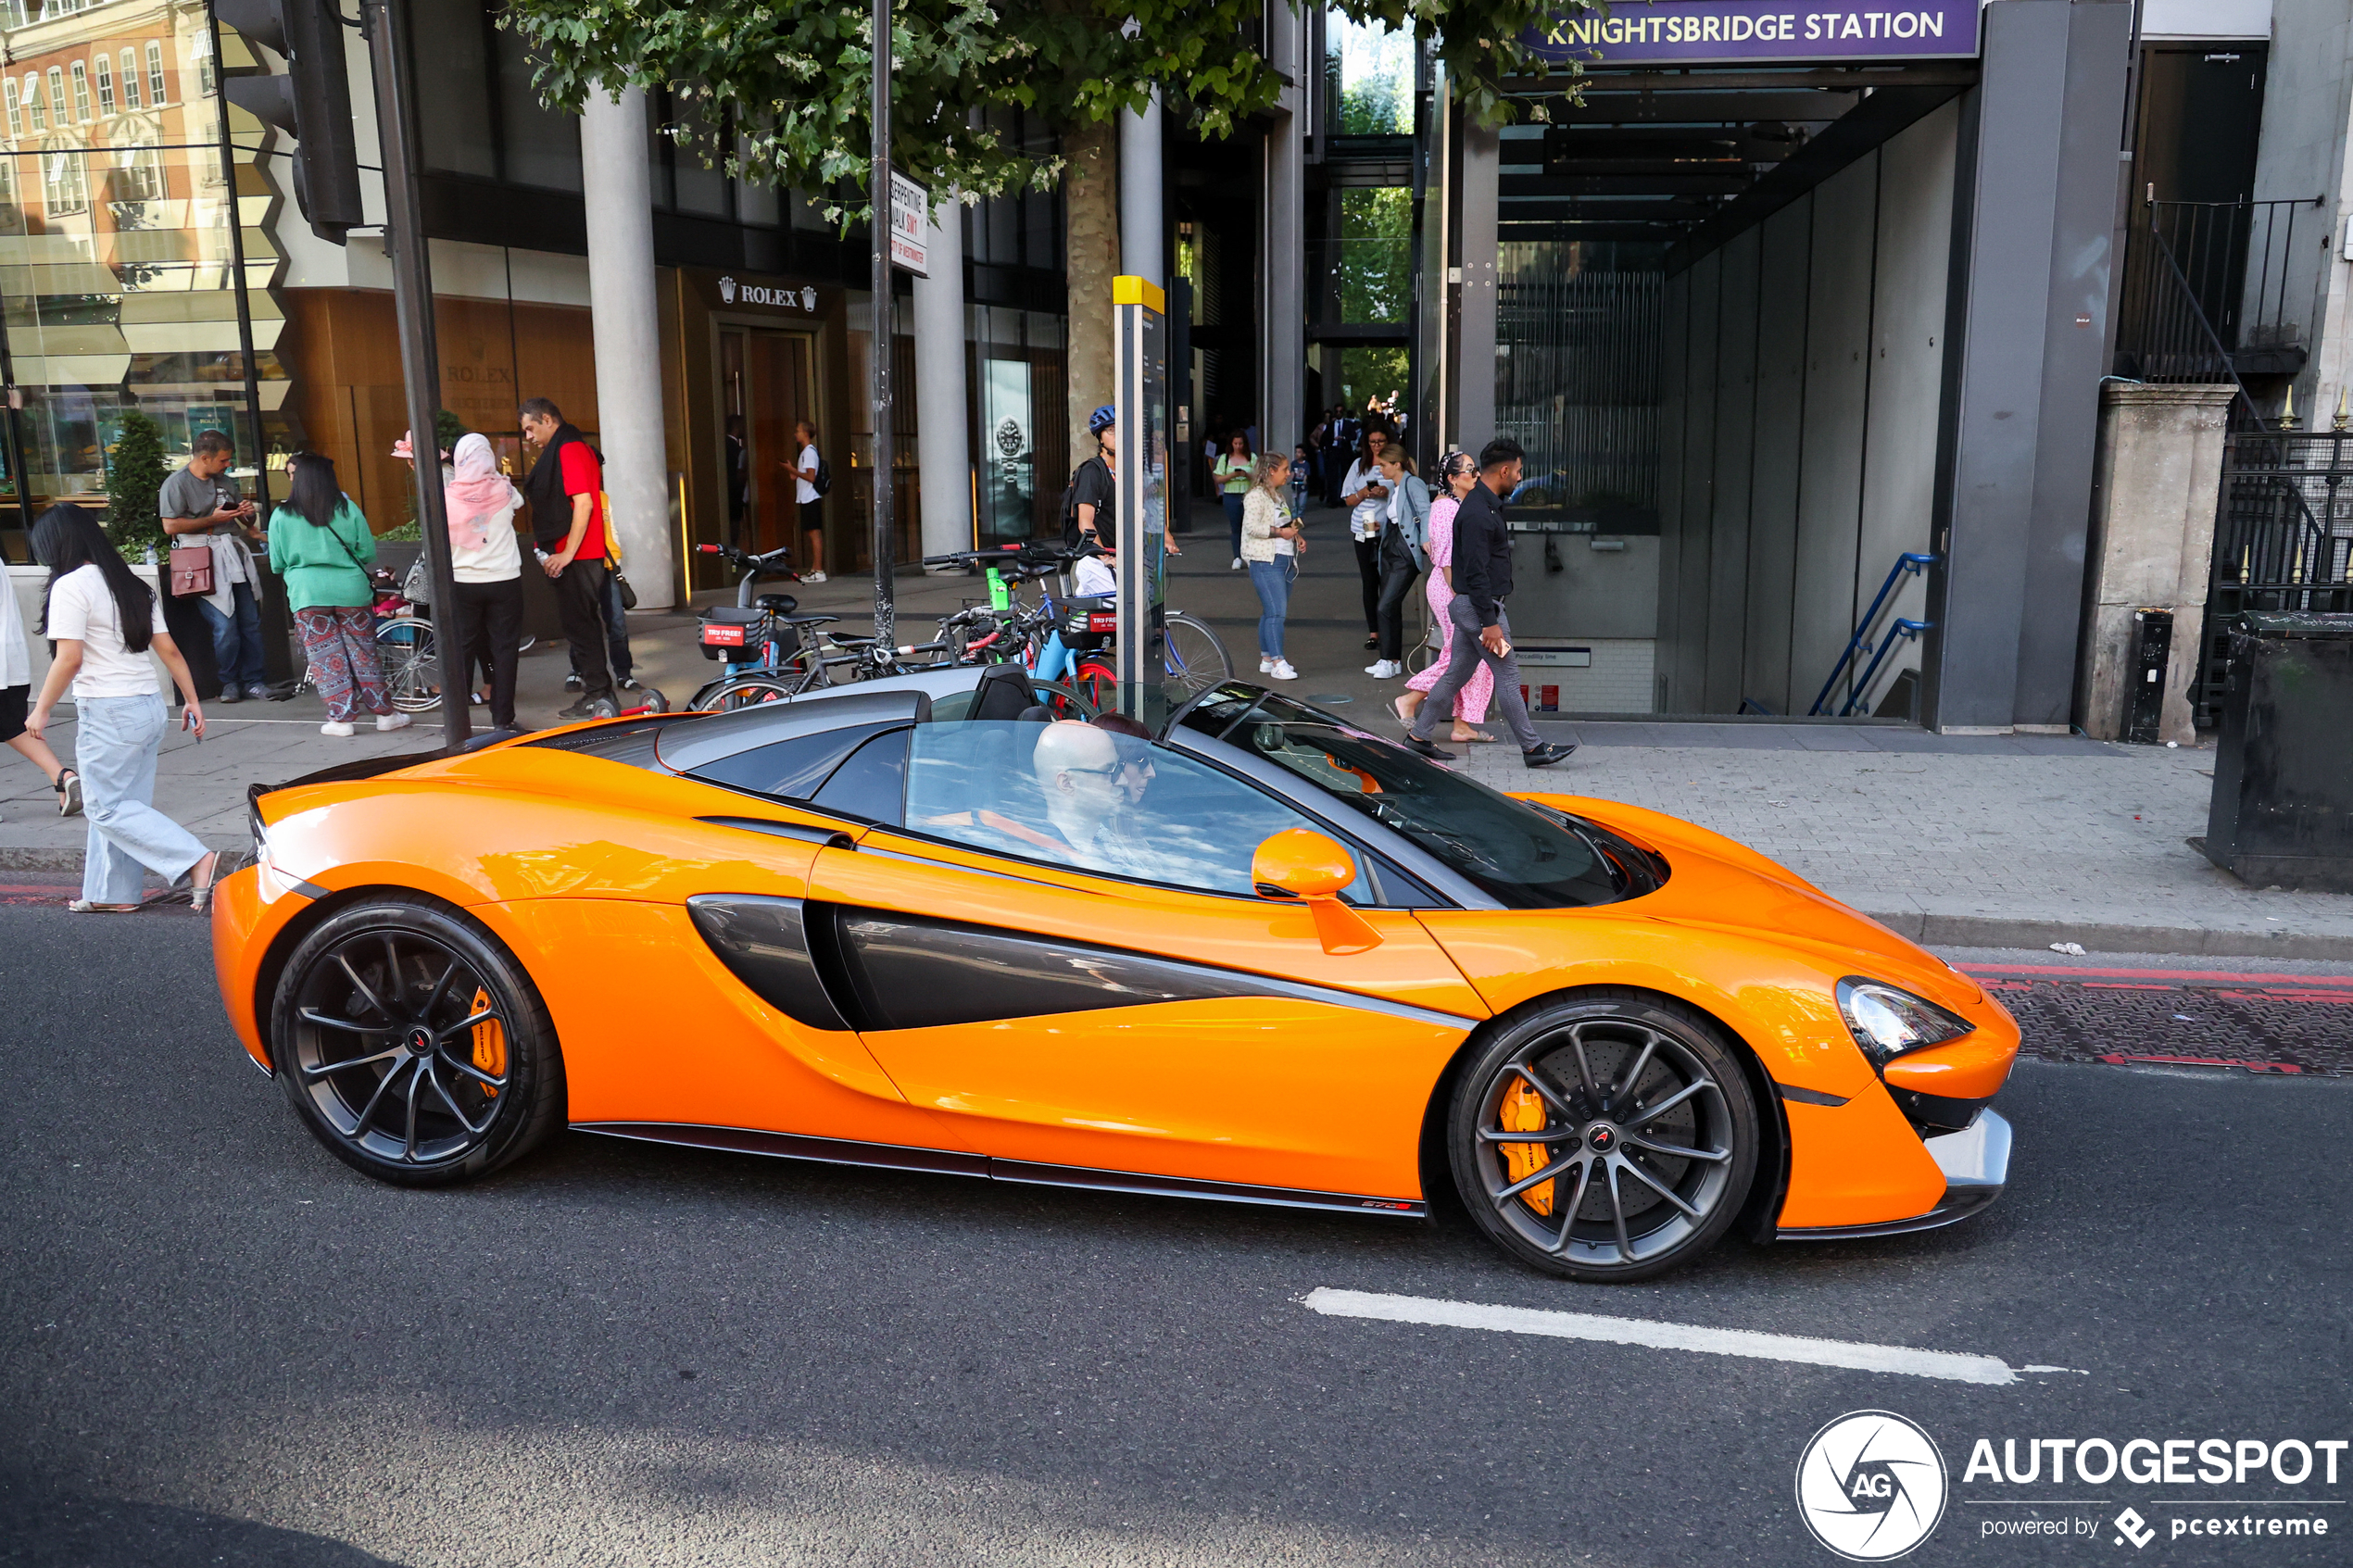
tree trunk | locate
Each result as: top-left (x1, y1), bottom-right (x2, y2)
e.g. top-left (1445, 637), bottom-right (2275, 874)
top-left (1063, 116), bottom-right (1119, 465)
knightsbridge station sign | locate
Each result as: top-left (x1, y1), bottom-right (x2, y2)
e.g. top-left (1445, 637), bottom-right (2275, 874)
top-left (1525, 0), bottom-right (1980, 65)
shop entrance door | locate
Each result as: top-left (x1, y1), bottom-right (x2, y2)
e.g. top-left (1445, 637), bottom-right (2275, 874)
top-left (720, 327), bottom-right (817, 558)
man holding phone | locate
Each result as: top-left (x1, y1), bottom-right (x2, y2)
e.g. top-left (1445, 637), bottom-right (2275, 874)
top-left (160, 430), bottom-right (266, 704)
top-left (1403, 435), bottom-right (1574, 769)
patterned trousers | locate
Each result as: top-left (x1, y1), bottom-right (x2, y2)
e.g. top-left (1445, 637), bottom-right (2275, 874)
top-left (296, 605), bottom-right (393, 721)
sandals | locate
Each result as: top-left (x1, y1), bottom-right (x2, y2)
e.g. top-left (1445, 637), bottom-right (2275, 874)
top-left (67, 900), bottom-right (141, 913)
top-left (186, 849), bottom-right (240, 915)
top-left (1451, 729), bottom-right (1497, 744)
top-left (55, 770), bottom-right (82, 818)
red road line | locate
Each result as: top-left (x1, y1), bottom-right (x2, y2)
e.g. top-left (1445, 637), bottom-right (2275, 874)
top-left (1958, 962), bottom-right (2353, 989)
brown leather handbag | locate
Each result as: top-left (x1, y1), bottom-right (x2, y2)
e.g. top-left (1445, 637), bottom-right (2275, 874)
top-left (168, 540), bottom-right (214, 597)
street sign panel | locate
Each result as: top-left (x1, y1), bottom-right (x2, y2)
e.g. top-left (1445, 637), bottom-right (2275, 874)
top-left (889, 172), bottom-right (929, 276)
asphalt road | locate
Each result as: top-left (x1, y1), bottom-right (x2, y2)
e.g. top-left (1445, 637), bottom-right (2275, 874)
top-left (4, 902), bottom-right (2349, 1567)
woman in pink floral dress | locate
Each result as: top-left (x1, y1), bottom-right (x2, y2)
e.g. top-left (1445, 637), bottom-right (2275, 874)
top-left (1393, 452), bottom-right (1494, 742)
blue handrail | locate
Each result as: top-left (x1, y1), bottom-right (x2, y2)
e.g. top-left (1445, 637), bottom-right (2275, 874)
top-left (1842, 619), bottom-right (1932, 716)
top-left (1808, 552), bottom-right (1936, 716)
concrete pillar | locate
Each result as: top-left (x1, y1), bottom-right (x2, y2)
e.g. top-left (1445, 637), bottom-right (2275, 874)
top-left (1925, 0), bottom-right (2133, 732)
top-left (1454, 118), bottom-right (1500, 450)
top-left (579, 84), bottom-right (674, 608)
top-left (2075, 383), bottom-right (2234, 743)
top-left (1259, 12), bottom-right (1303, 457)
top-left (1120, 92), bottom-right (1164, 288)
top-left (913, 192), bottom-right (971, 566)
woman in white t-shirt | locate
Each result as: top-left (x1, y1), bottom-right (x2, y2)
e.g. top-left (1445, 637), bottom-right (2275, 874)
top-left (25, 505), bottom-right (225, 912)
top-left (1, 551), bottom-right (82, 818)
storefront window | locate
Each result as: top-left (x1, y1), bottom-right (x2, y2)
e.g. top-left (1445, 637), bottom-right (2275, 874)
top-left (0, 0), bottom-right (283, 561)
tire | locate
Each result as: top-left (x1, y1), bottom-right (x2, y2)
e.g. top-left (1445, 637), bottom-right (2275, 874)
top-left (1162, 611), bottom-right (1232, 695)
top-left (270, 895), bottom-right (564, 1187)
top-left (1448, 990), bottom-right (1757, 1283)
top-left (374, 618), bottom-right (441, 712)
top-left (1072, 659), bottom-right (1119, 713)
top-left (1030, 678), bottom-right (1099, 720)
top-left (689, 675), bottom-right (800, 712)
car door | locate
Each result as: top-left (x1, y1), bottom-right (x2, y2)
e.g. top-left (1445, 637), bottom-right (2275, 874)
top-left (797, 721), bottom-right (1489, 1205)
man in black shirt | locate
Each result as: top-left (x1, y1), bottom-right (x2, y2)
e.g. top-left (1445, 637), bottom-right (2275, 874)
top-left (1404, 436), bottom-right (1575, 768)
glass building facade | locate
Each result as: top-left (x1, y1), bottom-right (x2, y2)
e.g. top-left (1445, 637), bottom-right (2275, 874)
top-left (0, 0), bottom-right (280, 561)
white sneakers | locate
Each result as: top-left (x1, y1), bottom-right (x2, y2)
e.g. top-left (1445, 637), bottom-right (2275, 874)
top-left (1364, 659), bottom-right (1403, 679)
top-left (1265, 659), bottom-right (1298, 681)
top-left (1230, 557), bottom-right (1243, 570)
top-left (802, 571), bottom-right (827, 583)
top-left (324, 712), bottom-right (411, 737)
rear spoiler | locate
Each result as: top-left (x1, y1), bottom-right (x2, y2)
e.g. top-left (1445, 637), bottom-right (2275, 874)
top-left (246, 726), bottom-right (523, 805)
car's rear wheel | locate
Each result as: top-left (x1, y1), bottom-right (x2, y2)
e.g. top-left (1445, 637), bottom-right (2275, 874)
top-left (1450, 992), bottom-right (1757, 1282)
top-left (270, 896), bottom-right (563, 1187)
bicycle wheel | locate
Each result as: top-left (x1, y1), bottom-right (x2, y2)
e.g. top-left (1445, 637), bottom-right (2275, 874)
top-left (1072, 659), bottom-right (1119, 714)
top-left (1031, 678), bottom-right (1099, 721)
top-left (374, 618), bottom-right (442, 712)
top-left (1161, 612), bottom-right (1232, 696)
top-left (690, 675), bottom-right (799, 712)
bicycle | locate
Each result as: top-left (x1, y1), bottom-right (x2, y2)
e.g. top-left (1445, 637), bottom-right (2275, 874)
top-left (921, 543), bottom-right (1233, 703)
top-left (686, 541), bottom-right (844, 710)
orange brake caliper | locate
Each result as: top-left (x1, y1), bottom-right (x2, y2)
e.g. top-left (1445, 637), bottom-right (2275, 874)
top-left (1499, 1076), bottom-right (1554, 1216)
top-left (470, 988), bottom-right (505, 1097)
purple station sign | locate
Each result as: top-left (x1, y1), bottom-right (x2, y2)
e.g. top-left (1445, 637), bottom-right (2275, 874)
top-left (1524, 0), bottom-right (1981, 66)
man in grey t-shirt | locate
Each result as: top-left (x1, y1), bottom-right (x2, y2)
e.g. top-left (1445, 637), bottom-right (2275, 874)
top-left (160, 429), bottom-right (266, 702)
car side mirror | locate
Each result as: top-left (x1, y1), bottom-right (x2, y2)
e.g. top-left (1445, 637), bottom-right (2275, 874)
top-left (1252, 829), bottom-right (1381, 955)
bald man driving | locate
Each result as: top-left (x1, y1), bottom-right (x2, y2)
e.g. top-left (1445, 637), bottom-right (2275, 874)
top-left (1030, 721), bottom-right (1129, 864)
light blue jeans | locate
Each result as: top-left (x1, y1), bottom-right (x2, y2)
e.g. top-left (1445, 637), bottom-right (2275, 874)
top-left (75, 692), bottom-right (208, 905)
top-left (1248, 556), bottom-right (1296, 659)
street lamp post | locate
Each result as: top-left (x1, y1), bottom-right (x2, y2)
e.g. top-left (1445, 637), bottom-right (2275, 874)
top-left (869, 0), bottom-right (896, 646)
top-left (360, 0), bottom-right (470, 746)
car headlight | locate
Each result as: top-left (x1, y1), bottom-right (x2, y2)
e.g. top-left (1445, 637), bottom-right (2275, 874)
top-left (1835, 977), bottom-right (1975, 1066)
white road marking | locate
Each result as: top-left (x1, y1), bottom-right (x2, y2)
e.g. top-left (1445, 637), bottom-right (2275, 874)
top-left (1302, 1287), bottom-right (2023, 1386)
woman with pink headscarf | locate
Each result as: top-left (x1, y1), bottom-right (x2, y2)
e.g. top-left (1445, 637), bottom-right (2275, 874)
top-left (441, 433), bottom-right (526, 729)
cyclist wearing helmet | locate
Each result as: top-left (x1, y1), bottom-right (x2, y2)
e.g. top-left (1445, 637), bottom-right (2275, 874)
top-left (1064, 405), bottom-right (1178, 558)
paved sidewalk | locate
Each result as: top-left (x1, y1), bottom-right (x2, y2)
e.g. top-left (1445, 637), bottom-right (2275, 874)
top-left (6, 513), bottom-right (2347, 957)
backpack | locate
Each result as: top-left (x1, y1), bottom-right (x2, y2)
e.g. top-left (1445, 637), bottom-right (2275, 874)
top-left (811, 455), bottom-right (833, 498)
top-left (1059, 455), bottom-right (1110, 549)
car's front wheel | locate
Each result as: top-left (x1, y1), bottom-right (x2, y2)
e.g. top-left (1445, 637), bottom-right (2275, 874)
top-left (1450, 991), bottom-right (1758, 1282)
top-left (270, 895), bottom-right (564, 1187)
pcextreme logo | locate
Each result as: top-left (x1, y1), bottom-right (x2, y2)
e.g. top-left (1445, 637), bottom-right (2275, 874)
top-left (1797, 1411), bottom-right (1950, 1561)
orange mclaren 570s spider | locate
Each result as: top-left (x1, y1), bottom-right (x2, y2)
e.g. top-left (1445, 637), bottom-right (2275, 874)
top-left (211, 664), bottom-right (2020, 1282)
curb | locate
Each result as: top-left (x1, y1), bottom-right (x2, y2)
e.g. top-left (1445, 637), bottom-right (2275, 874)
top-left (1855, 909), bottom-right (2353, 963)
top-left (6, 842), bottom-right (2344, 961)
top-left (1, 841), bottom-right (243, 874)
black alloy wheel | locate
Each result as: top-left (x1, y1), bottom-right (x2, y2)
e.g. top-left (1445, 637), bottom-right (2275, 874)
top-left (271, 896), bottom-right (564, 1187)
top-left (1450, 991), bottom-right (1758, 1282)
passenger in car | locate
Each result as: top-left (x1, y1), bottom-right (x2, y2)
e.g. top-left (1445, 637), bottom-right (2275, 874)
top-left (1029, 721), bottom-right (1130, 866)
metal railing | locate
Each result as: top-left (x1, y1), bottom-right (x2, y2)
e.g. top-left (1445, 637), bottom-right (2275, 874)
top-left (2114, 197), bottom-right (2317, 399)
top-left (2196, 430), bottom-right (2353, 723)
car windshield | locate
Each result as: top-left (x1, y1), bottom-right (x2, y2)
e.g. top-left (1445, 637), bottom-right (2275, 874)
top-left (1181, 689), bottom-right (1664, 909)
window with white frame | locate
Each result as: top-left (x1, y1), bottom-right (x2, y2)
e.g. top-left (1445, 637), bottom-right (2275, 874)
top-left (70, 61), bottom-right (92, 123)
top-left (5, 80), bottom-right (19, 140)
top-left (24, 73), bottom-right (44, 132)
top-left (116, 141), bottom-right (166, 201)
top-left (45, 69), bottom-right (65, 129)
top-left (94, 55), bottom-right (114, 116)
top-left (44, 146), bottom-right (89, 217)
top-left (120, 50), bottom-right (141, 110)
top-left (145, 42), bottom-right (166, 106)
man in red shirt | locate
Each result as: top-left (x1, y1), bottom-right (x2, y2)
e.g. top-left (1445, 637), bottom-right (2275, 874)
top-left (519, 397), bottom-right (617, 718)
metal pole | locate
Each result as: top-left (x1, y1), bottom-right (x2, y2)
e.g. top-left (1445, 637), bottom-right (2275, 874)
top-left (869, 0), bottom-right (895, 645)
top-left (362, 0), bottom-right (470, 745)
top-left (208, 4), bottom-right (271, 511)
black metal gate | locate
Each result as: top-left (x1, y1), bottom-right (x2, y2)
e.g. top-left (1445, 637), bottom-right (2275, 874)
top-left (2196, 430), bottom-right (2353, 724)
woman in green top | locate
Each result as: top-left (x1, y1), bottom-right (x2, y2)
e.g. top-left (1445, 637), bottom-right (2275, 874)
top-left (267, 451), bottom-right (409, 737)
top-left (1215, 432), bottom-right (1254, 569)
